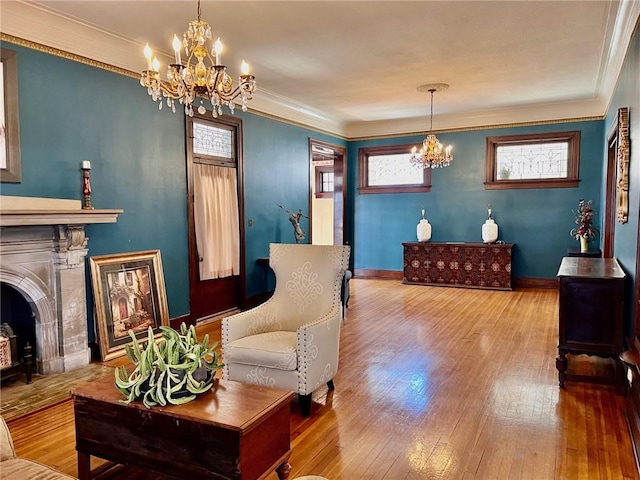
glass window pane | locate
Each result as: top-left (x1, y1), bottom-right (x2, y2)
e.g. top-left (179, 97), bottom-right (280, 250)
top-left (368, 154), bottom-right (422, 186)
top-left (193, 122), bottom-right (232, 158)
top-left (496, 142), bottom-right (569, 180)
top-left (321, 172), bottom-right (334, 192)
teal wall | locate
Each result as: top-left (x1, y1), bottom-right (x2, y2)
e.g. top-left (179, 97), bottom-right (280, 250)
top-left (239, 112), bottom-right (346, 296)
top-left (0, 42), bottom-right (344, 336)
top-left (348, 120), bottom-right (604, 279)
top-left (603, 24), bottom-right (639, 333)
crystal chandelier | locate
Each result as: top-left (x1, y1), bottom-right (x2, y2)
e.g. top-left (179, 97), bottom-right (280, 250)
top-left (410, 83), bottom-right (453, 168)
top-left (140, 0), bottom-right (256, 118)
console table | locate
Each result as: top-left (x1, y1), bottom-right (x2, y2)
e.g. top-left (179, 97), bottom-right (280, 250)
top-left (555, 257), bottom-right (626, 394)
top-left (402, 242), bottom-right (513, 291)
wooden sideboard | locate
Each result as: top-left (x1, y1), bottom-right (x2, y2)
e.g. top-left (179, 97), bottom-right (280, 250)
top-left (555, 257), bottom-right (626, 394)
top-left (620, 344), bottom-right (640, 474)
top-left (402, 242), bottom-right (513, 291)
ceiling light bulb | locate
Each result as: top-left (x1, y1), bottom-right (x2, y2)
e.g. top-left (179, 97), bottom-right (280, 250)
top-left (172, 35), bottom-right (181, 53)
top-left (172, 35), bottom-right (182, 64)
top-left (214, 38), bottom-right (223, 64)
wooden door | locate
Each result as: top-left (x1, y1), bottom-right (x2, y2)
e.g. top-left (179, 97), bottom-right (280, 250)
top-left (186, 114), bottom-right (245, 322)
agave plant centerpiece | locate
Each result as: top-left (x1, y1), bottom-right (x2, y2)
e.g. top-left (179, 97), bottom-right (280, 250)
top-left (115, 323), bottom-right (223, 408)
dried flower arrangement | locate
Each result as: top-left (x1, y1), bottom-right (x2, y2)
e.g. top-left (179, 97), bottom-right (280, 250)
top-left (570, 199), bottom-right (598, 240)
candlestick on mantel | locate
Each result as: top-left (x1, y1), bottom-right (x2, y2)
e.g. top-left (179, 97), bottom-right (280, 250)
top-left (81, 162), bottom-right (93, 210)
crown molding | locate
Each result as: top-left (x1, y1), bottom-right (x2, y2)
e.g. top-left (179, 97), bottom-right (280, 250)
top-left (346, 99), bottom-right (606, 140)
top-left (598, 0), bottom-right (640, 113)
top-left (246, 89), bottom-right (348, 137)
top-left (0, 1), bottom-right (139, 75)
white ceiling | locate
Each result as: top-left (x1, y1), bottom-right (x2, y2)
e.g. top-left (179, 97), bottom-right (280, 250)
top-left (1, 1), bottom-right (639, 138)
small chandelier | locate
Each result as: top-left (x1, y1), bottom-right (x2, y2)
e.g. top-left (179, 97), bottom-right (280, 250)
top-left (140, 0), bottom-right (256, 118)
top-left (410, 83), bottom-right (453, 168)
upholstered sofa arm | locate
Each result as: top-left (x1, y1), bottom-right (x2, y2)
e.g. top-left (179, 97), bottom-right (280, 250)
top-left (296, 308), bottom-right (342, 394)
top-left (1, 415), bottom-right (76, 479)
top-left (0, 416), bottom-right (16, 461)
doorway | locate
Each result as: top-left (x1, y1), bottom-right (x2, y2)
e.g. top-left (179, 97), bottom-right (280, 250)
top-left (602, 126), bottom-right (618, 258)
top-left (186, 113), bottom-right (245, 322)
top-left (308, 139), bottom-right (347, 246)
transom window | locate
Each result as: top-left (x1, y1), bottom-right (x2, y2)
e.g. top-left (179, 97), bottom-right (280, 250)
top-left (192, 121), bottom-right (234, 164)
top-left (485, 131), bottom-right (580, 189)
top-left (358, 145), bottom-right (431, 194)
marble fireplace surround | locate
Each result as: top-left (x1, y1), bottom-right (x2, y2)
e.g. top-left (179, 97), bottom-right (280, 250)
top-left (0, 196), bottom-right (122, 375)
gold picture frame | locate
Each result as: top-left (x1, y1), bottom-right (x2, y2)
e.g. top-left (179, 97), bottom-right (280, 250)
top-left (616, 107), bottom-right (630, 224)
top-left (89, 250), bottom-right (169, 361)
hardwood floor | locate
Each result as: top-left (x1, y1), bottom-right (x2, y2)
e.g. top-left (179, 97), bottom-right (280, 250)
top-left (4, 279), bottom-right (638, 479)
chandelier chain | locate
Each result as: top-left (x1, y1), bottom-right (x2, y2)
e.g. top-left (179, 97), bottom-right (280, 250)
top-left (410, 84), bottom-right (453, 169)
top-left (429, 90), bottom-right (434, 132)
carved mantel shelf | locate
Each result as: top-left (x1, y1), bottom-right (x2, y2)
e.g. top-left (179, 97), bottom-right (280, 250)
top-left (0, 195), bottom-right (123, 226)
top-left (0, 209), bottom-right (123, 226)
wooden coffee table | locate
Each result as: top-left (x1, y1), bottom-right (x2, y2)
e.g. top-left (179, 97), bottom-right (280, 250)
top-left (72, 375), bottom-right (294, 480)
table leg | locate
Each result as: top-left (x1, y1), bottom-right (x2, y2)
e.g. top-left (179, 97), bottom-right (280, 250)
top-left (556, 350), bottom-right (567, 388)
top-left (77, 451), bottom-right (91, 480)
top-left (615, 356), bottom-right (627, 395)
top-left (275, 453), bottom-right (292, 480)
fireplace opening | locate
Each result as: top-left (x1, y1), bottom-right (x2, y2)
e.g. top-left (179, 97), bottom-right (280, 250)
top-left (0, 283), bottom-right (36, 382)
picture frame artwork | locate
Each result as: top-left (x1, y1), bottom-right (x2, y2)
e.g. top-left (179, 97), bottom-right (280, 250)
top-left (90, 250), bottom-right (169, 361)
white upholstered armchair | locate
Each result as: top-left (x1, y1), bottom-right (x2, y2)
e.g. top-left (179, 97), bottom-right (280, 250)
top-left (222, 243), bottom-right (351, 417)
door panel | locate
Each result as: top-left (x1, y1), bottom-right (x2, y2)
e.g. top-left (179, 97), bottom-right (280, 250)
top-left (186, 114), bottom-right (245, 321)
top-left (603, 131), bottom-right (617, 258)
top-left (332, 148), bottom-right (345, 246)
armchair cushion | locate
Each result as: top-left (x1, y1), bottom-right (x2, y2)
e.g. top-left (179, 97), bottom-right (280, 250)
top-left (226, 331), bottom-right (297, 371)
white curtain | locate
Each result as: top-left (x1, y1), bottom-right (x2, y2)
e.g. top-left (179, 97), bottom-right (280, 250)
top-left (193, 163), bottom-right (240, 280)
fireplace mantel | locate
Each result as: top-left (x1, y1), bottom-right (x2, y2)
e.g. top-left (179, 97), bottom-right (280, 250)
top-left (0, 196), bottom-right (123, 375)
top-left (0, 195), bottom-right (122, 226)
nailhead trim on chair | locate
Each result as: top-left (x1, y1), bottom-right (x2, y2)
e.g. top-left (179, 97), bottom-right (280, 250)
top-left (297, 327), bottom-right (308, 394)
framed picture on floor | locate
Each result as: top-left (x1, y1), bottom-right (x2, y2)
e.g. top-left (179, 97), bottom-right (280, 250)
top-left (89, 250), bottom-right (169, 361)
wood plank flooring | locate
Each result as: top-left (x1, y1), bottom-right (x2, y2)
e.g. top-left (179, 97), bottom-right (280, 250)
top-left (3, 279), bottom-right (638, 479)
